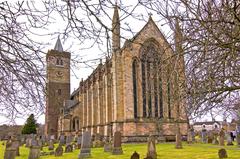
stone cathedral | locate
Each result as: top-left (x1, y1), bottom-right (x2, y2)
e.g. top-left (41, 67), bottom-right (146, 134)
top-left (45, 5), bottom-right (188, 142)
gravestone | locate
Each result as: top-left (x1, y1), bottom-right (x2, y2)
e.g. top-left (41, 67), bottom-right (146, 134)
top-left (226, 132), bottom-right (233, 146)
top-left (219, 128), bottom-right (225, 146)
top-left (28, 137), bottom-right (41, 159)
top-left (77, 135), bottom-right (82, 149)
top-left (55, 145), bottom-right (63, 156)
top-left (65, 144), bottom-right (73, 153)
top-left (213, 129), bottom-right (219, 145)
top-left (112, 131), bottom-right (123, 155)
top-left (48, 139), bottom-right (54, 150)
top-left (93, 133), bottom-right (104, 147)
top-left (187, 129), bottom-right (193, 144)
top-left (66, 135), bottom-right (72, 147)
top-left (59, 134), bottom-right (65, 146)
top-left (78, 131), bottom-right (91, 159)
top-left (236, 133), bottom-right (240, 146)
top-left (72, 143), bottom-right (77, 150)
top-left (104, 137), bottom-right (112, 152)
top-left (190, 127), bottom-right (195, 142)
top-left (218, 148), bottom-right (227, 158)
top-left (26, 138), bottom-right (31, 147)
top-left (12, 136), bottom-right (20, 156)
top-left (146, 135), bottom-right (157, 159)
top-left (207, 131), bottom-right (214, 144)
top-left (4, 139), bottom-right (16, 159)
top-left (20, 137), bottom-right (26, 146)
top-left (131, 151), bottom-right (140, 159)
top-left (201, 128), bottom-right (207, 143)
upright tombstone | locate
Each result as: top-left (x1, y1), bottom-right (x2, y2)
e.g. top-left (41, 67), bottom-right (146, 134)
top-left (190, 127), bottom-right (195, 142)
top-left (218, 148), bottom-right (227, 159)
top-left (28, 136), bottom-right (41, 159)
top-left (78, 131), bottom-right (91, 159)
top-left (112, 131), bottom-right (123, 155)
top-left (12, 136), bottom-right (20, 156)
top-left (93, 133), bottom-right (104, 147)
top-left (226, 132), bottom-right (233, 146)
top-left (59, 134), bottom-right (65, 146)
top-left (131, 151), bottom-right (140, 159)
top-left (201, 126), bottom-right (207, 143)
top-left (213, 128), bottom-right (219, 145)
top-left (219, 128), bottom-right (225, 146)
top-left (187, 128), bottom-right (193, 144)
top-left (48, 139), bottom-right (55, 150)
top-left (207, 131), bottom-right (214, 144)
top-left (104, 137), bottom-right (112, 152)
top-left (55, 145), bottom-right (63, 156)
top-left (66, 135), bottom-right (72, 146)
top-left (65, 144), bottom-right (73, 153)
top-left (77, 135), bottom-right (82, 149)
top-left (236, 124), bottom-right (240, 146)
top-left (146, 135), bottom-right (157, 159)
top-left (4, 139), bottom-right (16, 159)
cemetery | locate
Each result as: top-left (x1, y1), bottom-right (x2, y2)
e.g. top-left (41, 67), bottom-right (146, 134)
top-left (1, 129), bottom-right (240, 159)
top-left (1, 1), bottom-right (240, 159)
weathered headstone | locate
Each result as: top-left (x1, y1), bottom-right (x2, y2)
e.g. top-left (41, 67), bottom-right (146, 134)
top-left (65, 144), bottom-right (73, 153)
top-left (78, 131), bottom-right (91, 159)
top-left (191, 128), bottom-right (195, 142)
top-left (226, 132), bottom-right (233, 146)
top-left (59, 134), bottom-right (65, 146)
top-left (207, 131), bottom-right (214, 144)
top-left (201, 128), bottom-right (207, 143)
top-left (104, 137), bottom-right (112, 152)
top-left (26, 138), bottom-right (31, 147)
top-left (187, 129), bottom-right (193, 144)
top-left (4, 139), bottom-right (16, 159)
top-left (77, 135), bottom-right (82, 149)
top-left (11, 136), bottom-right (20, 156)
top-left (112, 131), bottom-right (123, 155)
top-left (213, 129), bottom-right (219, 145)
top-left (131, 151), bottom-right (140, 159)
top-left (55, 145), bottom-right (63, 156)
top-left (28, 137), bottom-right (41, 159)
top-left (66, 135), bottom-right (72, 146)
top-left (93, 133), bottom-right (104, 147)
top-left (218, 148), bottom-right (227, 159)
top-left (146, 135), bottom-right (157, 159)
top-left (48, 139), bottom-right (54, 150)
top-left (219, 128), bottom-right (225, 146)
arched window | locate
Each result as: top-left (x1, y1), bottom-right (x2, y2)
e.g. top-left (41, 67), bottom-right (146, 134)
top-left (167, 80), bottom-right (171, 119)
top-left (140, 39), bottom-right (163, 119)
top-left (142, 62), bottom-right (147, 118)
top-left (132, 59), bottom-right (138, 119)
top-left (56, 58), bottom-right (63, 66)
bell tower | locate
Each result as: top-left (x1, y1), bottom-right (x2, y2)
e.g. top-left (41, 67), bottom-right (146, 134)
top-left (45, 36), bottom-right (70, 137)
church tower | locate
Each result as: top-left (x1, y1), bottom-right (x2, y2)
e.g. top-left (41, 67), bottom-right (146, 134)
top-left (45, 36), bottom-right (71, 137)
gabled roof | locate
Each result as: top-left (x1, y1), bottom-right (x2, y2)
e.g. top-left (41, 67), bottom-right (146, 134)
top-left (131, 16), bottom-right (171, 46)
top-left (54, 35), bottom-right (63, 52)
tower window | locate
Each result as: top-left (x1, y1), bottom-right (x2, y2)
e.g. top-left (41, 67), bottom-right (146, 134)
top-left (57, 89), bottom-right (62, 95)
top-left (56, 58), bottom-right (63, 66)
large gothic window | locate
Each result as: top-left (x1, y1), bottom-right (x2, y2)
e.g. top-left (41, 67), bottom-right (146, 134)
top-left (140, 39), bottom-right (163, 119)
top-left (132, 59), bottom-right (138, 119)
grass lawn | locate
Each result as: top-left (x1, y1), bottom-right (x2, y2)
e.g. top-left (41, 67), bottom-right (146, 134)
top-left (1, 142), bottom-right (240, 159)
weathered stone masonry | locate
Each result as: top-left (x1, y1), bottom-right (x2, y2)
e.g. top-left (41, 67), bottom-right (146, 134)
top-left (45, 5), bottom-right (188, 142)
